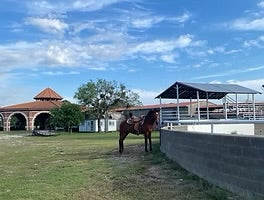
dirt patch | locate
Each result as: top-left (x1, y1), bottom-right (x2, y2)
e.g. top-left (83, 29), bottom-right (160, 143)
top-left (0, 134), bottom-right (24, 140)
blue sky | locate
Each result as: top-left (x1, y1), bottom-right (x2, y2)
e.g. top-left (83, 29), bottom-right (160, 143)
top-left (1, 0), bottom-right (264, 106)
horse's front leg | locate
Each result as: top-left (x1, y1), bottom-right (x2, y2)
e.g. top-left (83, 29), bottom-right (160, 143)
top-left (148, 132), bottom-right (152, 152)
top-left (119, 139), bottom-right (123, 154)
top-left (144, 134), bottom-right (148, 152)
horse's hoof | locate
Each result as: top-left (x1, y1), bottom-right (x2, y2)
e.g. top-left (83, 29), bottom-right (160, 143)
top-left (145, 150), bottom-right (148, 152)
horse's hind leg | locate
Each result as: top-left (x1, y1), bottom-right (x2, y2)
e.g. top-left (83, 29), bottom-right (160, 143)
top-left (119, 139), bottom-right (123, 154)
top-left (119, 132), bottom-right (129, 154)
top-left (148, 132), bottom-right (152, 152)
top-left (144, 134), bottom-right (148, 152)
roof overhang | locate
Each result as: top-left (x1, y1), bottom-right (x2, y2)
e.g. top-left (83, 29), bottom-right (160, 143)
top-left (156, 82), bottom-right (261, 100)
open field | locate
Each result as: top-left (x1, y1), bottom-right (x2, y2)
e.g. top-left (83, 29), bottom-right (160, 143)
top-left (0, 131), bottom-right (243, 200)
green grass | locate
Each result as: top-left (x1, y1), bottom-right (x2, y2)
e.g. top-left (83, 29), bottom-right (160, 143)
top-left (0, 131), bottom-right (243, 200)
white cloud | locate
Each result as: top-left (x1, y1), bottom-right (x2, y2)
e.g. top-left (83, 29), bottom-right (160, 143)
top-left (160, 54), bottom-right (177, 64)
top-left (43, 71), bottom-right (80, 76)
top-left (231, 17), bottom-right (264, 31)
top-left (175, 34), bottom-right (194, 47)
top-left (258, 1), bottom-right (264, 8)
top-left (26, 17), bottom-right (68, 34)
top-left (194, 65), bottom-right (264, 80)
top-left (243, 40), bottom-right (261, 48)
top-left (0, 41), bottom-right (71, 69)
top-left (214, 46), bottom-right (225, 53)
top-left (207, 46), bottom-right (241, 55)
top-left (170, 12), bottom-right (191, 23)
top-left (10, 2), bottom-right (199, 71)
top-left (28, 0), bottom-right (122, 15)
top-left (207, 49), bottom-right (214, 54)
top-left (132, 88), bottom-right (162, 105)
top-left (0, 38), bottom-right (127, 70)
top-left (0, 29), bottom-right (205, 72)
top-left (227, 1), bottom-right (264, 31)
top-left (131, 34), bottom-right (194, 54)
top-left (243, 35), bottom-right (264, 48)
top-left (131, 16), bottom-right (164, 29)
top-left (130, 12), bottom-right (191, 29)
top-left (28, 1), bottom-right (56, 15)
top-left (72, 0), bottom-right (121, 11)
top-left (70, 21), bottom-right (98, 35)
top-left (185, 49), bottom-right (207, 57)
top-left (140, 55), bottom-right (158, 62)
top-left (224, 49), bottom-right (241, 54)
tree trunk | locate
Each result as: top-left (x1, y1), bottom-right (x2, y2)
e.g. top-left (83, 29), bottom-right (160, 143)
top-left (105, 111), bottom-right (108, 133)
top-left (98, 117), bottom-right (101, 132)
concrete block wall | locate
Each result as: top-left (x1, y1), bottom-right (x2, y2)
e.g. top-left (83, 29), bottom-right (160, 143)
top-left (160, 129), bottom-right (264, 199)
top-left (255, 124), bottom-right (264, 135)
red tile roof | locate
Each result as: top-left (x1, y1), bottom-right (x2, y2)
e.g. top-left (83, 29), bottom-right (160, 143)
top-left (0, 101), bottom-right (63, 111)
top-left (114, 102), bottom-right (198, 112)
top-left (0, 88), bottom-right (63, 111)
top-left (34, 88), bottom-right (63, 100)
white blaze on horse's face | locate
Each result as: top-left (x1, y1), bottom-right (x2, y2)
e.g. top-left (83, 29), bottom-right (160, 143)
top-left (155, 112), bottom-right (159, 124)
top-left (156, 112), bottom-right (159, 119)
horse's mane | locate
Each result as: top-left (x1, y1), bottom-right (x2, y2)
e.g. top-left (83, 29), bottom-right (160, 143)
top-left (144, 110), bottom-right (157, 124)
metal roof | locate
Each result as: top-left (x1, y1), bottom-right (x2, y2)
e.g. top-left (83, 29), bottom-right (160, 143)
top-left (156, 82), bottom-right (261, 100)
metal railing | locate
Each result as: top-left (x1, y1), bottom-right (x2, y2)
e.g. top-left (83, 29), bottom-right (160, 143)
top-left (161, 106), bottom-right (264, 126)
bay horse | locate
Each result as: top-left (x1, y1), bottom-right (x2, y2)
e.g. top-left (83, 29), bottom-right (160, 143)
top-left (119, 109), bottom-right (159, 153)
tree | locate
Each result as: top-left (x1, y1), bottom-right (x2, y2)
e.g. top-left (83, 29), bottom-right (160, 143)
top-left (74, 79), bottom-right (142, 132)
top-left (10, 116), bottom-right (18, 129)
top-left (50, 102), bottom-right (84, 132)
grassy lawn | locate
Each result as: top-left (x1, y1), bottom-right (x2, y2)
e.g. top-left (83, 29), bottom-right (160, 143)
top-left (0, 131), bottom-right (243, 200)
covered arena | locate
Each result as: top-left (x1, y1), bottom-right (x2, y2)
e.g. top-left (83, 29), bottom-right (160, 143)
top-left (0, 88), bottom-right (63, 131)
top-left (156, 81), bottom-right (262, 125)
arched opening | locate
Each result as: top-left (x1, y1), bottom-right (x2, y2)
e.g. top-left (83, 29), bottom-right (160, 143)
top-left (33, 113), bottom-right (52, 130)
top-left (0, 114), bottom-right (3, 131)
top-left (10, 113), bottom-right (27, 131)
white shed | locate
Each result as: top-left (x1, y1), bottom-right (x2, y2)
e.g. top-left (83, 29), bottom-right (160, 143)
top-left (79, 119), bottom-right (117, 132)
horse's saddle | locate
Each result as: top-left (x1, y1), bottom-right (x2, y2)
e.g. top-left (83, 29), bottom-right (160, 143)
top-left (126, 118), bottom-right (133, 125)
top-left (126, 116), bottom-right (144, 125)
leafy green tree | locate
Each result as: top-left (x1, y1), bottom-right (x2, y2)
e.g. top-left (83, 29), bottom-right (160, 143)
top-left (50, 102), bottom-right (84, 132)
top-left (74, 79), bottom-right (141, 132)
top-left (10, 116), bottom-right (18, 128)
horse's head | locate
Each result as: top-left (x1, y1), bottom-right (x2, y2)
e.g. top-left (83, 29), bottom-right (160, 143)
top-left (154, 110), bottom-right (159, 125)
top-left (146, 109), bottom-right (159, 125)
top-left (155, 111), bottom-right (159, 125)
